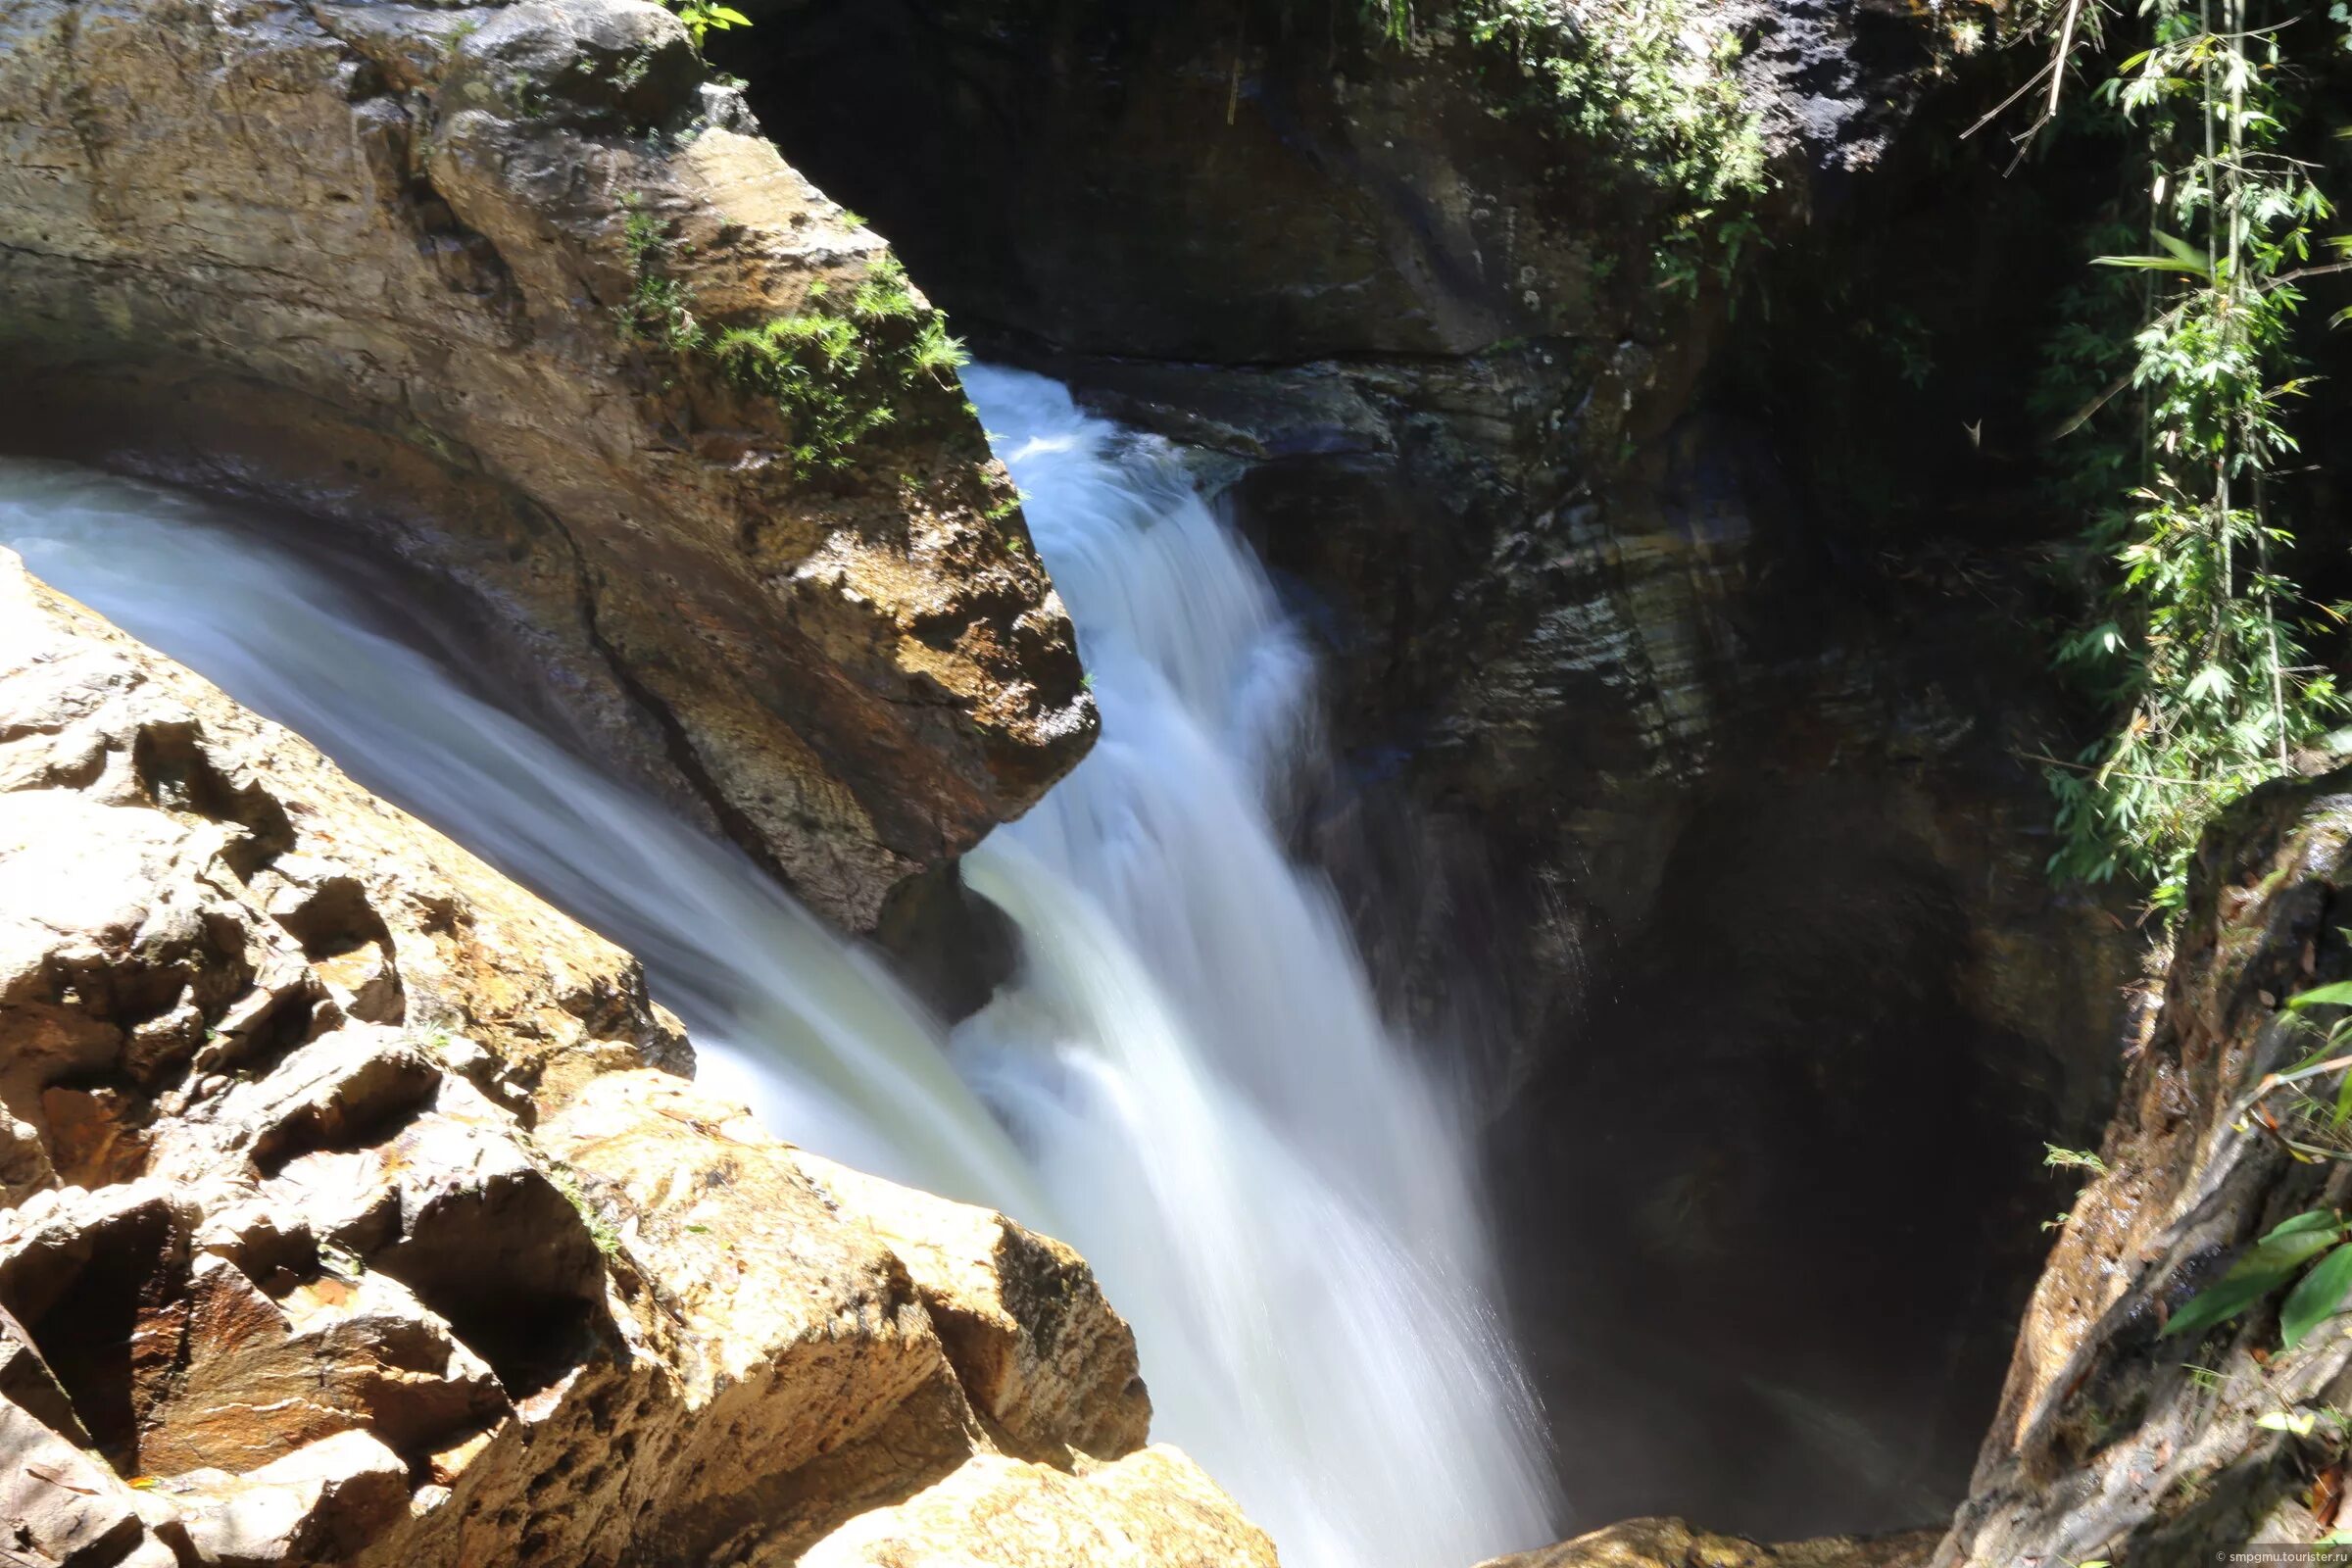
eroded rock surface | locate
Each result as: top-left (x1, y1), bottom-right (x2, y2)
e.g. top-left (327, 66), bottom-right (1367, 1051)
top-left (1941, 767), bottom-right (2352, 1564)
top-left (0, 553), bottom-right (1267, 1566)
top-left (1481, 1516), bottom-right (1938, 1568)
top-left (0, 0), bottom-right (1096, 931)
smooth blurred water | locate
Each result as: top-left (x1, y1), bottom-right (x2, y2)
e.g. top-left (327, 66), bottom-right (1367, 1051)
top-left (956, 368), bottom-right (1555, 1564)
top-left (0, 368), bottom-right (1555, 1567)
top-left (0, 460), bottom-right (1037, 1213)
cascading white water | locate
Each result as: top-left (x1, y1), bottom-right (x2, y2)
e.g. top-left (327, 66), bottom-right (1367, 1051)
top-left (0, 368), bottom-right (1554, 1567)
top-left (955, 368), bottom-right (1555, 1566)
top-left (0, 459), bottom-right (1039, 1216)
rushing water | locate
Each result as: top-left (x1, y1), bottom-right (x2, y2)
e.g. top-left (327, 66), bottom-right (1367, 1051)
top-left (0, 367), bottom-right (1554, 1567)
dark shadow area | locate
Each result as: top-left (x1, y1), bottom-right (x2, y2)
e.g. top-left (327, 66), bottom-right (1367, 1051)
top-left (1487, 777), bottom-right (2094, 1536)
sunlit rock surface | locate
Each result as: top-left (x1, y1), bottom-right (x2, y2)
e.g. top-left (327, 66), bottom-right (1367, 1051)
top-left (0, 0), bottom-right (1095, 931)
top-left (1481, 1516), bottom-right (1938, 1568)
top-left (0, 552), bottom-right (1266, 1566)
top-left (1944, 767), bottom-right (2352, 1563)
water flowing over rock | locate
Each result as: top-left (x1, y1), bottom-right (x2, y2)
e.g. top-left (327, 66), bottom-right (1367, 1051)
top-left (953, 367), bottom-right (1557, 1567)
top-left (723, 0), bottom-right (2139, 1531)
top-left (0, 0), bottom-right (1095, 931)
top-left (0, 549), bottom-right (1269, 1566)
top-left (2, 368), bottom-right (1563, 1567)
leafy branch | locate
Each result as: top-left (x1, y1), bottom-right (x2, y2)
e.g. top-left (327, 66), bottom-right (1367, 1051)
top-left (2026, 0), bottom-right (2352, 913)
top-left (1365, 0), bottom-right (1770, 297)
top-left (2163, 984), bottom-right (2352, 1349)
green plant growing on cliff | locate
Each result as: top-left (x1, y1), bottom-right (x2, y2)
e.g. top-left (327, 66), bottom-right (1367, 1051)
top-left (2045, 1143), bottom-right (2111, 1175)
top-left (663, 0), bottom-right (750, 48)
top-left (2162, 1208), bottom-right (2352, 1348)
top-left (618, 199), bottom-right (705, 353)
top-left (614, 196), bottom-right (968, 468)
top-left (544, 1163), bottom-right (624, 1259)
top-left (1381, 0), bottom-right (1769, 297)
top-left (709, 256), bottom-right (970, 468)
top-left (2028, 0), bottom-right (2352, 911)
top-left (2157, 983), bottom-right (2352, 1348)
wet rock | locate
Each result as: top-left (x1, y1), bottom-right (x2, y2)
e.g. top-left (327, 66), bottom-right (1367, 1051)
top-left (0, 554), bottom-right (1260, 1563)
top-left (728, 0), bottom-right (1938, 364)
top-left (1941, 767), bottom-right (2352, 1564)
top-left (720, 0), bottom-right (2128, 1528)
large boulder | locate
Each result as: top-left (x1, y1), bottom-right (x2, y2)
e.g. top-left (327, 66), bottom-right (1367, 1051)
top-left (0, 0), bottom-right (1096, 931)
top-left (0, 551), bottom-right (1269, 1566)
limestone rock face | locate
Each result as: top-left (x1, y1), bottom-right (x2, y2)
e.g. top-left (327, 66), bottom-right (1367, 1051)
top-left (0, 553), bottom-right (1269, 1566)
top-left (1941, 767), bottom-right (2352, 1564)
top-left (0, 0), bottom-right (1096, 931)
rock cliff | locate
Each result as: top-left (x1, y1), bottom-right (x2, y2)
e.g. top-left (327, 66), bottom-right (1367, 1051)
top-left (1939, 766), bottom-right (2352, 1563)
top-left (716, 0), bottom-right (2134, 1534)
top-left (1479, 1516), bottom-right (1938, 1568)
top-left (1500, 767), bottom-right (2352, 1559)
top-left (0, 0), bottom-right (1096, 932)
top-left (0, 550), bottom-right (1267, 1566)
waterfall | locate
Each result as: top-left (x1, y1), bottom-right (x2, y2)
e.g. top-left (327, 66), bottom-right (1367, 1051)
top-left (955, 368), bottom-right (1556, 1564)
top-left (0, 368), bottom-right (1554, 1567)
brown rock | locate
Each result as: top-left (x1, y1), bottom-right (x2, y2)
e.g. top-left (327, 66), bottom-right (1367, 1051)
top-left (798, 1447), bottom-right (1281, 1568)
top-left (1481, 1517), bottom-right (1938, 1568)
top-left (0, 551), bottom-right (1259, 1563)
top-left (0, 0), bottom-right (1095, 932)
top-left (1942, 769), bottom-right (2352, 1563)
top-left (792, 1149), bottom-right (1152, 1462)
top-left (0, 1396), bottom-right (157, 1567)
top-left (166, 1429), bottom-right (412, 1567)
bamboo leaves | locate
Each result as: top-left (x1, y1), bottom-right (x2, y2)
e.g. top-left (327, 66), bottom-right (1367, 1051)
top-left (2038, 0), bottom-right (2346, 911)
top-left (2162, 1211), bottom-right (2352, 1346)
top-left (2285, 1244), bottom-right (2352, 1348)
top-left (2093, 230), bottom-right (2217, 277)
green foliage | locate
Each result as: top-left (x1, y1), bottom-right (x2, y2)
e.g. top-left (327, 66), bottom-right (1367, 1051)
top-left (544, 1163), bottom-right (623, 1258)
top-left (2164, 1208), bottom-right (2352, 1346)
top-left (618, 199), bottom-right (706, 353)
top-left (2039, 0), bottom-right (2351, 912)
top-left (663, 0), bottom-right (749, 47)
top-left (2159, 983), bottom-right (2352, 1348)
top-left (1361, 0), bottom-right (1415, 43)
top-left (615, 196), bottom-right (970, 468)
top-left (2285, 1241), bottom-right (2352, 1348)
top-left (707, 256), bottom-right (970, 469)
top-left (1476, 0), bottom-right (1768, 293)
top-left (1368, 0), bottom-right (1769, 295)
top-left (2045, 1143), bottom-right (2112, 1175)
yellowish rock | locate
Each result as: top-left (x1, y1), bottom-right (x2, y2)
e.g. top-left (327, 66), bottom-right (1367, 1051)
top-left (0, 554), bottom-right (1264, 1563)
